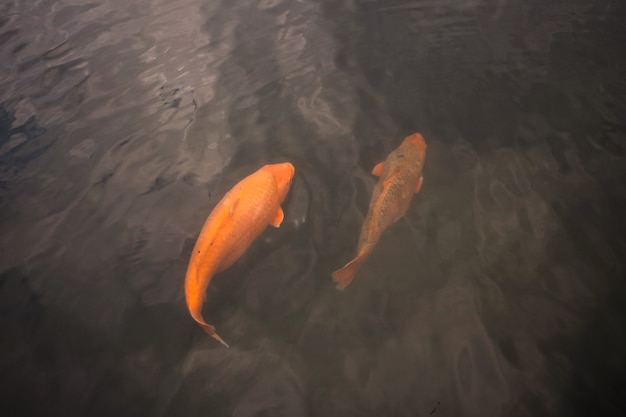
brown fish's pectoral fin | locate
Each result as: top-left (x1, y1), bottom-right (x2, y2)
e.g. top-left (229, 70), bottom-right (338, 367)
top-left (229, 198), bottom-right (240, 216)
top-left (371, 162), bottom-right (384, 177)
top-left (415, 176), bottom-right (423, 193)
top-left (269, 207), bottom-right (285, 228)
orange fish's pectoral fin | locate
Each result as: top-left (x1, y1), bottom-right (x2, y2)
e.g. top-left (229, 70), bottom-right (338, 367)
top-left (331, 254), bottom-right (367, 291)
top-left (415, 176), bottom-right (423, 193)
top-left (371, 162), bottom-right (384, 177)
top-left (229, 198), bottom-right (240, 217)
top-left (269, 207), bottom-right (285, 228)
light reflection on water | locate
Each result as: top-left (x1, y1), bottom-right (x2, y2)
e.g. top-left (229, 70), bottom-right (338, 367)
top-left (1, 0), bottom-right (625, 416)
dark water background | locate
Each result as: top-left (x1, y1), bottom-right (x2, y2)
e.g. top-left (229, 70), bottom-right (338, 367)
top-left (1, 0), bottom-right (626, 416)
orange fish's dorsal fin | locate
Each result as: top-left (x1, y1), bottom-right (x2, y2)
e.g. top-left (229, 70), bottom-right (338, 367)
top-left (372, 162), bottom-right (384, 177)
top-left (269, 207), bottom-right (284, 228)
top-left (415, 176), bottom-right (423, 193)
top-left (229, 198), bottom-right (239, 217)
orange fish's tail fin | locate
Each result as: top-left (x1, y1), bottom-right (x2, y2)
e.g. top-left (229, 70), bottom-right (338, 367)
top-left (194, 317), bottom-right (230, 348)
top-left (332, 254), bottom-right (367, 291)
top-left (204, 325), bottom-right (230, 348)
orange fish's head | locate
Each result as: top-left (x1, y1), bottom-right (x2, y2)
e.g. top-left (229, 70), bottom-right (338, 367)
top-left (265, 162), bottom-right (295, 201)
top-left (404, 133), bottom-right (427, 160)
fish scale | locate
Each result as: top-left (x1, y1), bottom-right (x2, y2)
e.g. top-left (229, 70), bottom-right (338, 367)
top-left (332, 133), bottom-right (427, 290)
top-left (184, 163), bottom-right (294, 347)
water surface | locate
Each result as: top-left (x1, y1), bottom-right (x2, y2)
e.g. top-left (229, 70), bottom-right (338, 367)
top-left (1, 0), bottom-right (625, 416)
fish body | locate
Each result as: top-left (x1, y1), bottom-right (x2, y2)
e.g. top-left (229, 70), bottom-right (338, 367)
top-left (332, 133), bottom-right (427, 290)
top-left (185, 163), bottom-right (295, 347)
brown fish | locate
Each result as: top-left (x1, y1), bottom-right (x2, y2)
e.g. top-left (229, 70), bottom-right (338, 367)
top-left (332, 133), bottom-right (427, 290)
top-left (185, 163), bottom-right (295, 347)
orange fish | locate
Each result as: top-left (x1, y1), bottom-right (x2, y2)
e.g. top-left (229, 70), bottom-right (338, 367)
top-left (332, 133), bottom-right (427, 290)
top-left (185, 162), bottom-right (295, 347)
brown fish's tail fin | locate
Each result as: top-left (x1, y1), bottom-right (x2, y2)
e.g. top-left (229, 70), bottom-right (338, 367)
top-left (193, 316), bottom-right (230, 348)
top-left (332, 254), bottom-right (367, 291)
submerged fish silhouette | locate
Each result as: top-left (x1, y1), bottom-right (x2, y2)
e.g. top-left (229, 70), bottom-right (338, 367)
top-left (184, 163), bottom-right (295, 347)
top-left (332, 133), bottom-right (427, 290)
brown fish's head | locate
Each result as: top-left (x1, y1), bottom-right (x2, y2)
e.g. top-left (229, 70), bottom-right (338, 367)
top-left (404, 133), bottom-right (427, 160)
top-left (264, 162), bottom-right (295, 201)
